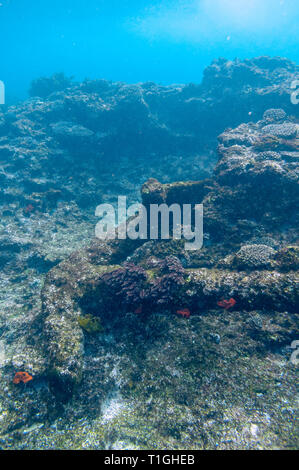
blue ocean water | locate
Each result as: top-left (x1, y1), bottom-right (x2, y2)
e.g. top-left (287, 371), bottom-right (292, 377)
top-left (0, 0), bottom-right (298, 102)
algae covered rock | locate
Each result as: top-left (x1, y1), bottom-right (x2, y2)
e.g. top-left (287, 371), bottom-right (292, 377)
top-left (275, 246), bottom-right (299, 271)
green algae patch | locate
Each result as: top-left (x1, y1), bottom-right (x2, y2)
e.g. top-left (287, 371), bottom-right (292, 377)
top-left (78, 314), bottom-right (104, 334)
top-left (94, 264), bottom-right (121, 275)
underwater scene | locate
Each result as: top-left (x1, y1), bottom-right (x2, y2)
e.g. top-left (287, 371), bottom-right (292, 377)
top-left (0, 0), bottom-right (298, 451)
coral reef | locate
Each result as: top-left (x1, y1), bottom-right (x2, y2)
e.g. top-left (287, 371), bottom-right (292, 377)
top-left (0, 57), bottom-right (298, 450)
top-left (148, 256), bottom-right (185, 307)
top-left (101, 263), bottom-right (148, 309)
top-left (231, 244), bottom-right (276, 270)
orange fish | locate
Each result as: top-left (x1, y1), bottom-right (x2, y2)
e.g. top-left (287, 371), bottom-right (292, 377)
top-left (217, 298), bottom-right (236, 310)
top-left (13, 372), bottom-right (33, 384)
top-left (176, 308), bottom-right (191, 318)
top-left (134, 305), bottom-right (143, 314)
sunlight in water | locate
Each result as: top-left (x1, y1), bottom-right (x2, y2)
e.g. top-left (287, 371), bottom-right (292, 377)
top-left (201, 0), bottom-right (261, 22)
top-left (199, 0), bottom-right (289, 31)
top-left (128, 0), bottom-right (297, 43)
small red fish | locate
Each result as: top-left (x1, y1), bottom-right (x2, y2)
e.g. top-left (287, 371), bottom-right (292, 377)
top-left (176, 308), bottom-right (191, 318)
top-left (217, 298), bottom-right (236, 310)
top-left (13, 371), bottom-right (33, 384)
top-left (24, 204), bottom-right (35, 214)
top-left (134, 305), bottom-right (143, 314)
